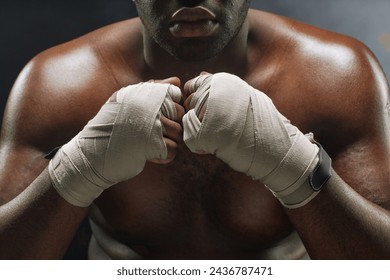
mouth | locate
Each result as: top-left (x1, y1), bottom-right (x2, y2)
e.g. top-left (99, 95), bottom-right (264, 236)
top-left (169, 6), bottom-right (219, 38)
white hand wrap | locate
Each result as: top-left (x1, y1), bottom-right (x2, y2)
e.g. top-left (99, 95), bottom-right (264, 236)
top-left (49, 82), bottom-right (181, 207)
top-left (183, 73), bottom-right (329, 208)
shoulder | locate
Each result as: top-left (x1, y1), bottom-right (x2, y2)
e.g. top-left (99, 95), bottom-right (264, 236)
top-left (249, 9), bottom-right (387, 89)
top-left (249, 9), bottom-right (389, 143)
top-left (291, 18), bottom-right (389, 127)
top-left (25, 17), bottom-right (143, 95)
top-left (0, 18), bottom-right (144, 151)
top-left (249, 8), bottom-right (388, 95)
top-left (290, 19), bottom-right (389, 145)
top-left (248, 10), bottom-right (390, 203)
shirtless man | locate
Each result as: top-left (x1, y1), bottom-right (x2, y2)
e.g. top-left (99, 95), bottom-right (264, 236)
top-left (0, 0), bottom-right (389, 259)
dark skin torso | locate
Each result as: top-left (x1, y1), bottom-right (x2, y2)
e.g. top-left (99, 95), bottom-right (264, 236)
top-left (1, 10), bottom-right (389, 259)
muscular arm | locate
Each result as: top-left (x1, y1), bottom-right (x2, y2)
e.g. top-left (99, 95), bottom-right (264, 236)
top-left (0, 39), bottom-right (183, 259)
top-left (288, 125), bottom-right (390, 259)
top-left (287, 43), bottom-right (390, 259)
top-left (0, 56), bottom-right (89, 259)
top-left (183, 36), bottom-right (390, 259)
top-left (0, 29), bottom-right (136, 258)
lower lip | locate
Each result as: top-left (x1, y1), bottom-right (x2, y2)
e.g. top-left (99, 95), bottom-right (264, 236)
top-left (169, 20), bottom-right (219, 38)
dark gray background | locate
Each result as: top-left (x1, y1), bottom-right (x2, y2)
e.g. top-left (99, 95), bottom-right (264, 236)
top-left (1, 0), bottom-right (389, 128)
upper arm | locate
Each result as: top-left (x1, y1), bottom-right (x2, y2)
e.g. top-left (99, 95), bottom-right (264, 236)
top-left (0, 37), bottom-right (125, 204)
top-left (318, 39), bottom-right (390, 208)
top-left (0, 57), bottom-right (53, 203)
top-left (0, 44), bottom-right (100, 203)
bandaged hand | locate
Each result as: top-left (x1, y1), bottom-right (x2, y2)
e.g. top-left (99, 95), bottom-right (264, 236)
top-left (182, 73), bottom-right (331, 208)
top-left (49, 79), bottom-right (183, 207)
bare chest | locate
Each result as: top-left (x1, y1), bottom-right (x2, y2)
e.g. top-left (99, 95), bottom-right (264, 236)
top-left (93, 141), bottom-right (296, 258)
top-left (87, 71), bottom-right (322, 257)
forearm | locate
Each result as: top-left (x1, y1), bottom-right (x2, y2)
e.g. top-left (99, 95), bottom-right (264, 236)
top-left (287, 170), bottom-right (390, 259)
top-left (0, 168), bottom-right (88, 259)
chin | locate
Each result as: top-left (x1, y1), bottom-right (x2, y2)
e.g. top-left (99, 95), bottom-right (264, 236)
top-left (166, 41), bottom-right (223, 62)
top-left (175, 53), bottom-right (217, 62)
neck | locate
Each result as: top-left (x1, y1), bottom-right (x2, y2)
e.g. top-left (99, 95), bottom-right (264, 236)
top-left (142, 18), bottom-right (250, 84)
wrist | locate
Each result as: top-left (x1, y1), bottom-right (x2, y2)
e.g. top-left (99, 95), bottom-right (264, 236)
top-left (270, 140), bottom-right (332, 209)
top-left (48, 140), bottom-right (112, 207)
